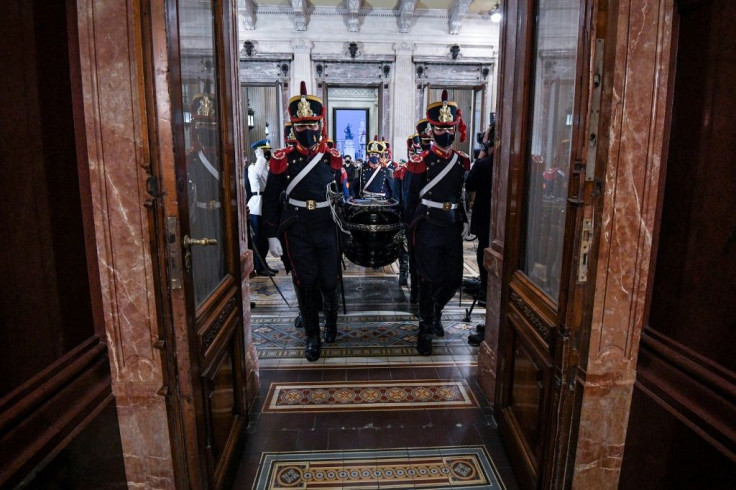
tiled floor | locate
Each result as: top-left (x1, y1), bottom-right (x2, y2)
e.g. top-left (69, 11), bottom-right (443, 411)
top-left (233, 242), bottom-right (518, 489)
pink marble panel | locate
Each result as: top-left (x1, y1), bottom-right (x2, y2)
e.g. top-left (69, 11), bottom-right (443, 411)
top-left (76, 0), bottom-right (174, 486)
top-left (573, 0), bottom-right (675, 488)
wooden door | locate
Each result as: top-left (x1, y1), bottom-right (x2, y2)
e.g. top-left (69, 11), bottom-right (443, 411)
top-left (146, 0), bottom-right (247, 488)
top-left (494, 0), bottom-right (598, 487)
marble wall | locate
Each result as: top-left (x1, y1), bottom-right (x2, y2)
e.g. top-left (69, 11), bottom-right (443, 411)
top-left (75, 0), bottom-right (175, 487)
top-left (571, 0), bottom-right (675, 487)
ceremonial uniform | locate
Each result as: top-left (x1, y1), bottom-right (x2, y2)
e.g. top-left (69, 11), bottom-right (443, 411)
top-left (247, 139), bottom-right (274, 275)
top-left (263, 82), bottom-right (343, 361)
top-left (186, 93), bottom-right (225, 305)
top-left (404, 91), bottom-right (470, 355)
top-left (416, 119), bottom-right (434, 152)
top-left (359, 138), bottom-right (391, 199)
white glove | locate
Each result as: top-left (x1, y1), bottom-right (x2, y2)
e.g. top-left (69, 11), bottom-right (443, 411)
top-left (462, 222), bottom-right (471, 240)
top-left (268, 237), bottom-right (283, 257)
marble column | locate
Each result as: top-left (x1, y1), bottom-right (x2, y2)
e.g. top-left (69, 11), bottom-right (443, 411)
top-left (75, 0), bottom-right (175, 487)
top-left (571, 0), bottom-right (676, 488)
top-left (291, 39), bottom-right (314, 95)
top-left (392, 42), bottom-right (416, 162)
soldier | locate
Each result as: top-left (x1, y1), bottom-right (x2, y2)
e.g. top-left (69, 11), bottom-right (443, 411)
top-left (186, 92), bottom-right (225, 305)
top-left (284, 121), bottom-right (296, 147)
top-left (327, 139), bottom-right (350, 201)
top-left (416, 118), bottom-right (434, 152)
top-left (394, 155), bottom-right (410, 288)
top-left (403, 125), bottom-right (430, 303)
top-left (263, 82), bottom-right (343, 362)
top-left (248, 138), bottom-right (276, 276)
top-left (343, 154), bottom-right (356, 198)
top-left (404, 90), bottom-right (470, 355)
top-left (359, 137), bottom-right (392, 199)
top-left (281, 121), bottom-right (305, 330)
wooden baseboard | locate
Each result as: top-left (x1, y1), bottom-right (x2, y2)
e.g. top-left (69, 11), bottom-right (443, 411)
top-left (0, 336), bottom-right (112, 487)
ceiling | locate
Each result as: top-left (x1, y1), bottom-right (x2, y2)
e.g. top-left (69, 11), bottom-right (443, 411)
top-left (249, 0), bottom-right (497, 15)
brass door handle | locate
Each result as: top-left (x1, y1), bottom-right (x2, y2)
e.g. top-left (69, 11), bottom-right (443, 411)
top-left (183, 235), bottom-right (218, 248)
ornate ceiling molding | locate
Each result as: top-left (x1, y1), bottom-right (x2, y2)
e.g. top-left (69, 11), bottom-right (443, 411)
top-left (290, 0), bottom-right (307, 31)
top-left (448, 0), bottom-right (473, 35)
top-left (347, 0), bottom-right (362, 32)
top-left (238, 0), bottom-right (256, 30)
top-left (397, 0), bottom-right (417, 33)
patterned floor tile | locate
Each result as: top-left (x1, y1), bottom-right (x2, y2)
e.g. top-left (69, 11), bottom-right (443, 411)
top-left (263, 380), bottom-right (478, 413)
top-left (251, 446), bottom-right (504, 489)
top-left (252, 313), bottom-right (483, 360)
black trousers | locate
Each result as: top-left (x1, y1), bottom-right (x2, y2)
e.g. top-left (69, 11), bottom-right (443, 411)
top-left (283, 219), bottom-right (339, 337)
top-left (249, 214), bottom-right (269, 271)
top-left (412, 220), bottom-right (463, 308)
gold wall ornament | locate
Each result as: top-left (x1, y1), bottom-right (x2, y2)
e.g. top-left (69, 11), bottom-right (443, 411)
top-left (438, 102), bottom-right (454, 123)
top-left (297, 96), bottom-right (314, 118)
top-left (197, 95), bottom-right (214, 117)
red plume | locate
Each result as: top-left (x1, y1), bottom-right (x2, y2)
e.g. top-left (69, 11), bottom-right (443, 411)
top-left (300, 81), bottom-right (307, 96)
top-left (321, 106), bottom-right (328, 140)
top-left (374, 135), bottom-right (378, 141)
top-left (441, 89), bottom-right (448, 102)
top-left (457, 108), bottom-right (467, 143)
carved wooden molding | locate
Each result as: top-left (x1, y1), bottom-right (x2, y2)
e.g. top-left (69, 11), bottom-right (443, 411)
top-left (510, 291), bottom-right (552, 343)
top-left (201, 296), bottom-right (240, 351)
top-left (0, 338), bottom-right (112, 488)
top-left (637, 327), bottom-right (736, 458)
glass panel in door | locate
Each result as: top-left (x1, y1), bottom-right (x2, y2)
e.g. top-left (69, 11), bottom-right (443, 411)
top-left (180, 0), bottom-right (226, 306)
top-left (522, 0), bottom-right (582, 301)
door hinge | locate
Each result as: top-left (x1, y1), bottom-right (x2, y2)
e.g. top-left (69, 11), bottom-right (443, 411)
top-left (586, 39), bottom-right (605, 182)
top-left (166, 216), bottom-right (183, 289)
top-left (577, 218), bottom-right (593, 282)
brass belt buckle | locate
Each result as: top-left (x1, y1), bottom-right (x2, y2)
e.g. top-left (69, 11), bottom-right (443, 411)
top-left (442, 202), bottom-right (452, 211)
top-left (208, 200), bottom-right (218, 210)
top-left (306, 199), bottom-right (317, 210)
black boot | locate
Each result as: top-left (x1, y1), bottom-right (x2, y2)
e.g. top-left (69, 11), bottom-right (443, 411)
top-left (468, 325), bottom-right (485, 347)
top-left (409, 285), bottom-right (419, 304)
top-left (322, 288), bottom-right (339, 343)
top-left (300, 286), bottom-right (321, 362)
top-left (398, 250), bottom-right (409, 286)
top-left (432, 303), bottom-right (445, 337)
top-left (416, 280), bottom-right (434, 356)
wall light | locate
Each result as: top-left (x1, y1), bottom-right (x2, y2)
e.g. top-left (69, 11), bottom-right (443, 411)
top-left (247, 107), bottom-right (255, 130)
top-left (490, 2), bottom-right (502, 23)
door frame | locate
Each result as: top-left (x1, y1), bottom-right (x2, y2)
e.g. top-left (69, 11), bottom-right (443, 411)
top-left (140, 0), bottom-right (248, 488)
top-left (493, 0), bottom-right (601, 487)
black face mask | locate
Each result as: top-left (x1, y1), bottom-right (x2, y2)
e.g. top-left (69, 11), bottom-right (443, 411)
top-left (368, 155), bottom-right (380, 164)
top-left (420, 138), bottom-right (433, 151)
top-left (295, 129), bottom-right (321, 148)
top-left (263, 150), bottom-right (272, 160)
top-left (433, 132), bottom-right (455, 148)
